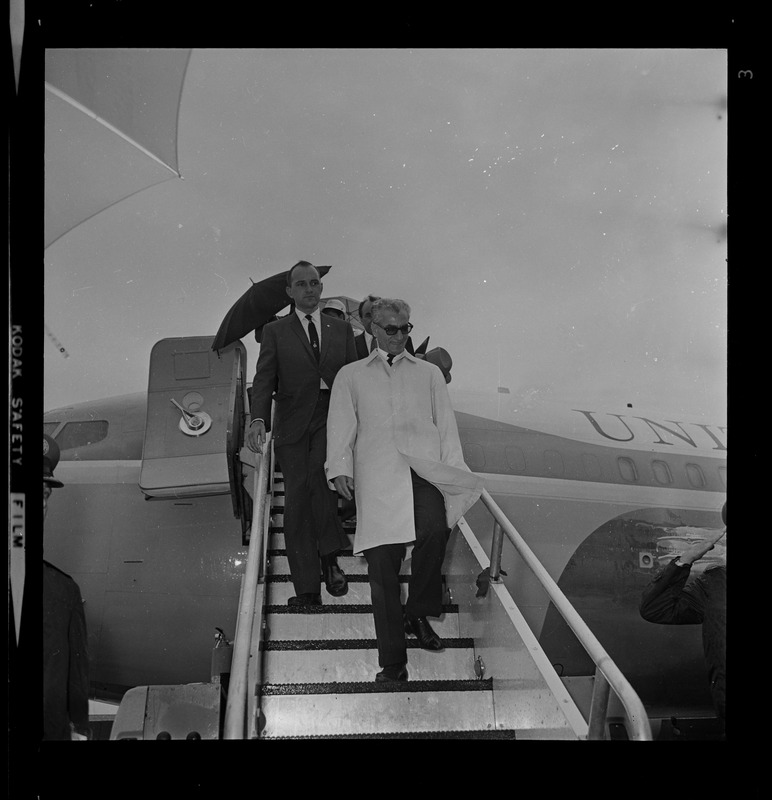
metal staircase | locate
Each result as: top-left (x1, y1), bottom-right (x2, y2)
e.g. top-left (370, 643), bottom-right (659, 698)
top-left (110, 438), bottom-right (651, 740)
top-left (256, 466), bottom-right (577, 739)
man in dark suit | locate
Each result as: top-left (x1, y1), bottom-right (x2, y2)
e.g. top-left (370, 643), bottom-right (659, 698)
top-left (43, 434), bottom-right (91, 740)
top-left (246, 261), bottom-right (358, 605)
top-left (640, 502), bottom-right (726, 724)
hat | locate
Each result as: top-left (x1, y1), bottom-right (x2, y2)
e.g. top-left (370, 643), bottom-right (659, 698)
top-left (418, 347), bottom-right (453, 383)
top-left (322, 298), bottom-right (347, 317)
top-left (43, 433), bottom-right (64, 487)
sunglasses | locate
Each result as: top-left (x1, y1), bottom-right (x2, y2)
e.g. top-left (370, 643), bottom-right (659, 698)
top-left (372, 322), bottom-right (413, 336)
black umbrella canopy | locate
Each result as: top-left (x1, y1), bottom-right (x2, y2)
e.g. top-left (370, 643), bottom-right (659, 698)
top-left (212, 265), bottom-right (332, 351)
top-left (414, 336), bottom-right (430, 356)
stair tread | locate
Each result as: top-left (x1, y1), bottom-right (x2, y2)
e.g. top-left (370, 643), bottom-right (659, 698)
top-left (262, 678), bottom-right (493, 695)
top-left (264, 637), bottom-right (474, 650)
top-left (265, 603), bottom-right (458, 614)
top-left (261, 729), bottom-right (519, 739)
top-left (267, 574), bottom-right (412, 583)
top-left (262, 645), bottom-right (477, 682)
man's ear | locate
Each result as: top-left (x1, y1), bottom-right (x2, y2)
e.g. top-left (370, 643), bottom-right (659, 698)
top-left (286, 285), bottom-right (292, 299)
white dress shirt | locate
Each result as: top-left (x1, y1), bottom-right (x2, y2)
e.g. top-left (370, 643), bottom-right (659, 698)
top-left (296, 307), bottom-right (328, 389)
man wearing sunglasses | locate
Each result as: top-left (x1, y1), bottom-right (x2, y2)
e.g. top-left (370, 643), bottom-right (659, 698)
top-left (326, 298), bottom-right (484, 682)
top-left (355, 294), bottom-right (415, 360)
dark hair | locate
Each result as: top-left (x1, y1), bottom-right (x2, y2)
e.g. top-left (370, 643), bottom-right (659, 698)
top-left (286, 260), bottom-right (318, 287)
top-left (358, 294), bottom-right (381, 318)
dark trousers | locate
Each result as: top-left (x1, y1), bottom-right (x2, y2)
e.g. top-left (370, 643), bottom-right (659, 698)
top-left (275, 391), bottom-right (349, 595)
top-left (363, 470), bottom-right (450, 667)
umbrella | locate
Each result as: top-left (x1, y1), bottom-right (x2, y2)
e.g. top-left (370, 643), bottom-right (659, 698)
top-left (44, 48), bottom-right (191, 248)
top-left (414, 336), bottom-right (430, 356)
top-left (212, 266), bottom-right (332, 351)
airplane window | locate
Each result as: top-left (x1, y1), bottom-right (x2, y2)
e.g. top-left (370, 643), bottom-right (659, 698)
top-left (56, 420), bottom-right (109, 451)
top-left (44, 422), bottom-right (59, 437)
top-left (582, 453), bottom-right (602, 479)
top-left (686, 463), bottom-right (706, 488)
top-left (463, 443), bottom-right (485, 471)
top-left (544, 450), bottom-right (564, 477)
top-left (617, 457), bottom-right (638, 482)
top-left (652, 460), bottom-right (673, 485)
top-left (505, 446), bottom-right (526, 473)
top-left (718, 466), bottom-right (727, 488)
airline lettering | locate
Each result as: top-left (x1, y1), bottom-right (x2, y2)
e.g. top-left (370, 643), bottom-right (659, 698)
top-left (574, 410), bottom-right (726, 451)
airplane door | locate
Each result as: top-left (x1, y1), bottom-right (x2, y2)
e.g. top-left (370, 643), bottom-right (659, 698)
top-left (140, 338), bottom-right (249, 528)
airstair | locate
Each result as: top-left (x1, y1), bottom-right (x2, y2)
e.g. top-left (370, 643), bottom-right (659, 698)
top-left (259, 471), bottom-right (527, 738)
top-left (108, 435), bottom-right (651, 739)
top-left (223, 442), bottom-right (652, 741)
top-left (105, 337), bottom-right (651, 740)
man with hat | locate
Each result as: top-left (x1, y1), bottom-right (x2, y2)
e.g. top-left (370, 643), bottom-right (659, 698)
top-left (321, 298), bottom-right (348, 320)
top-left (43, 433), bottom-right (91, 740)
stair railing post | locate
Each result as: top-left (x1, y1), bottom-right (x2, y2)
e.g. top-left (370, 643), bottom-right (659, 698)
top-left (489, 520), bottom-right (504, 581)
top-left (587, 666), bottom-right (611, 740)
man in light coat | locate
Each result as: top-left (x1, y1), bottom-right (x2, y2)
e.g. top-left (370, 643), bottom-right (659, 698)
top-left (326, 298), bottom-right (483, 682)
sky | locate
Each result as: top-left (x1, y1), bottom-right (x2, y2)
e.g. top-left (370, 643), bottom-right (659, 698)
top-left (43, 48), bottom-right (727, 422)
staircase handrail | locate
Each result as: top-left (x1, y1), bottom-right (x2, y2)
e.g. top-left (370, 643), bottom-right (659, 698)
top-left (223, 433), bottom-right (272, 739)
top-left (479, 488), bottom-right (652, 740)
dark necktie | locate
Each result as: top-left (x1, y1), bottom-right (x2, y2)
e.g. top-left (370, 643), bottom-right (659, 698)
top-left (370, 337), bottom-right (377, 352)
top-left (305, 314), bottom-right (320, 362)
top-left (387, 354), bottom-right (394, 366)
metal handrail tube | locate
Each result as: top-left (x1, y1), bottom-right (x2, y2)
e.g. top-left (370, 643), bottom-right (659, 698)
top-left (587, 667), bottom-right (611, 740)
top-left (223, 437), bottom-right (272, 739)
top-left (479, 488), bottom-right (652, 740)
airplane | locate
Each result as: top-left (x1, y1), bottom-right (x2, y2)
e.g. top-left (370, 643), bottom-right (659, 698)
top-left (41, 332), bottom-right (726, 727)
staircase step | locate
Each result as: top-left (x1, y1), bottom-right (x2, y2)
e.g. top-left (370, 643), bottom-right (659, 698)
top-left (269, 532), bottom-right (355, 550)
top-left (262, 645), bottom-right (477, 682)
top-left (268, 578), bottom-right (382, 605)
top-left (268, 554), bottom-right (412, 576)
top-left (266, 576), bottom-right (451, 609)
top-left (264, 612), bottom-right (461, 640)
top-left (262, 730), bottom-right (519, 739)
top-left (265, 603), bottom-right (457, 615)
top-left (263, 637), bottom-right (474, 650)
top-left (259, 681), bottom-right (496, 737)
top-left (269, 517), bottom-right (356, 536)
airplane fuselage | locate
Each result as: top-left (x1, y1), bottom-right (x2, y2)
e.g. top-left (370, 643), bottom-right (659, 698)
top-left (43, 388), bottom-right (726, 716)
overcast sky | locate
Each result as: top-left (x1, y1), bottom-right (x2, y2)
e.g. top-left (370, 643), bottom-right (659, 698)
top-left (43, 48), bottom-right (727, 422)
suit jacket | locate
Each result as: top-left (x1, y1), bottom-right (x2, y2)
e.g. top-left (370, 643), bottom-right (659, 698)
top-left (640, 561), bottom-right (726, 717)
top-left (43, 561), bottom-right (90, 740)
top-left (354, 331), bottom-right (373, 360)
top-left (251, 311), bottom-right (357, 446)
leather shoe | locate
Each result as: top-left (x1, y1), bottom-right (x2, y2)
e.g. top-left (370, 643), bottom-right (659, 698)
top-left (287, 593), bottom-right (322, 607)
top-left (321, 555), bottom-right (348, 597)
top-left (375, 663), bottom-right (408, 683)
top-left (404, 614), bottom-right (443, 651)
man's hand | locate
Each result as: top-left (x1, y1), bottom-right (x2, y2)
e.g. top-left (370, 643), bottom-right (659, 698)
top-left (679, 531), bottom-right (726, 565)
top-left (333, 475), bottom-right (355, 501)
top-left (246, 420), bottom-right (266, 454)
